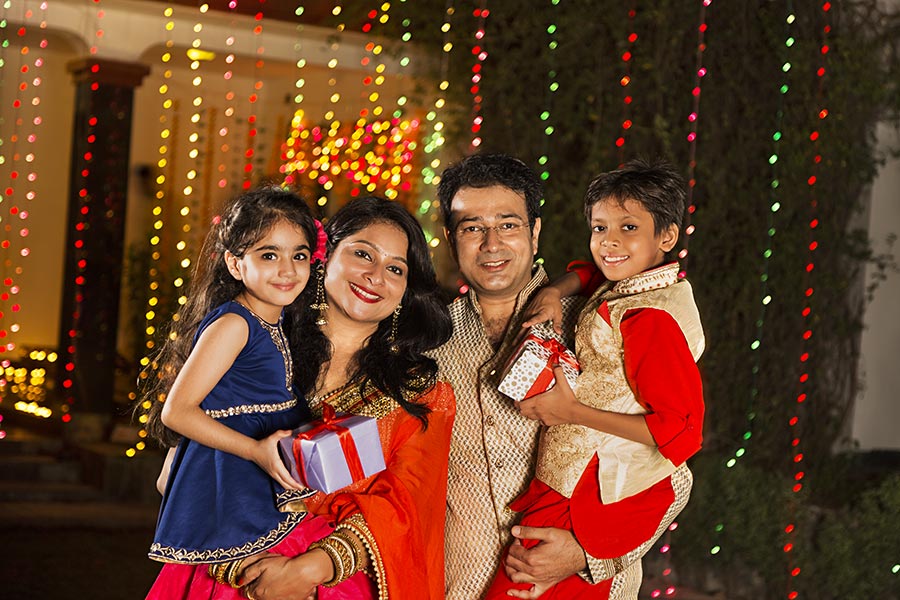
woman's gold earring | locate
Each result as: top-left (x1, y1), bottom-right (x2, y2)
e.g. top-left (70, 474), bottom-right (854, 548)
top-left (310, 264), bottom-right (328, 326)
top-left (388, 304), bottom-right (402, 354)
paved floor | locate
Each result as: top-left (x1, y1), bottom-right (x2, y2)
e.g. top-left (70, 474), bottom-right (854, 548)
top-left (0, 526), bottom-right (161, 599)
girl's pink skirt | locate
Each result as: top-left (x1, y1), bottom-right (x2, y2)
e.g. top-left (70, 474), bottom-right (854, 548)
top-left (146, 515), bottom-right (374, 600)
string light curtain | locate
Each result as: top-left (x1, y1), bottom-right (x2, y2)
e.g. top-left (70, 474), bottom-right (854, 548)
top-left (677, 0), bottom-right (711, 278)
top-left (0, 1), bottom-right (48, 426)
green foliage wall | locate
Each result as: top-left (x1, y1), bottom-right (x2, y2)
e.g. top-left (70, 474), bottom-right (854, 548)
top-left (376, 0), bottom-right (900, 595)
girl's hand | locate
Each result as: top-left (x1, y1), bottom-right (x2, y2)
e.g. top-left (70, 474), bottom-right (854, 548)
top-left (520, 287), bottom-right (564, 333)
top-left (249, 430), bottom-right (306, 491)
top-left (516, 365), bottom-right (578, 426)
top-left (241, 549), bottom-right (332, 600)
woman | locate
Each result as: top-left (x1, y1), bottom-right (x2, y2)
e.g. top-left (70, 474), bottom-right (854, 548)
top-left (239, 196), bottom-right (455, 600)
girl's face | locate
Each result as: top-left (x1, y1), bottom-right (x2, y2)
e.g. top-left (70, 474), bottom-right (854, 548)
top-left (323, 221), bottom-right (409, 330)
top-left (589, 198), bottom-right (678, 282)
top-left (225, 219), bottom-right (312, 322)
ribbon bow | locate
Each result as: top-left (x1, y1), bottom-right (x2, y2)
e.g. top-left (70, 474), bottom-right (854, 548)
top-left (291, 404), bottom-right (365, 489)
top-left (522, 334), bottom-right (580, 399)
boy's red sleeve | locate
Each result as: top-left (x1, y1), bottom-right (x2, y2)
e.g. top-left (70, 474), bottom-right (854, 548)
top-left (621, 307), bottom-right (704, 465)
top-left (566, 260), bottom-right (605, 296)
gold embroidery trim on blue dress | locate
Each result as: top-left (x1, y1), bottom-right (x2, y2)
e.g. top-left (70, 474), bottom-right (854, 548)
top-left (235, 300), bottom-right (293, 390)
top-left (204, 398), bottom-right (298, 419)
top-left (148, 511), bottom-right (308, 564)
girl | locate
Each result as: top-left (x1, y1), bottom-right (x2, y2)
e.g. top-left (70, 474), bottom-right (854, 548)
top-left (143, 186), bottom-right (370, 599)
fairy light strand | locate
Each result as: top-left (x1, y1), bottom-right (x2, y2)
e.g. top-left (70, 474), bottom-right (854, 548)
top-left (614, 0), bottom-right (637, 163)
top-left (416, 0), bottom-right (453, 213)
top-left (469, 0), bottom-right (489, 149)
top-left (0, 0), bottom-right (8, 438)
top-left (783, 3), bottom-right (831, 597)
top-left (129, 4), bottom-right (178, 458)
top-left (677, 0), bottom-right (711, 277)
top-left (536, 0), bottom-right (560, 185)
top-left (242, 2), bottom-right (265, 189)
top-left (59, 1), bottom-right (105, 424)
top-left (707, 3), bottom-right (796, 562)
top-left (0, 2), bottom-right (47, 428)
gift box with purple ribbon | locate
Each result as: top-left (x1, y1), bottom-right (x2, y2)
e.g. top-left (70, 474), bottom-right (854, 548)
top-left (278, 404), bottom-right (386, 494)
top-left (498, 330), bottom-right (580, 401)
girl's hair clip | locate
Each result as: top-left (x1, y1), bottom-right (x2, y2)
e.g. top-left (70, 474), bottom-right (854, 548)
top-left (312, 219), bottom-right (328, 264)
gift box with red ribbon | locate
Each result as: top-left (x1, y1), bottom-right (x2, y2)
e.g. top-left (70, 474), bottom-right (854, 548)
top-left (498, 330), bottom-right (580, 401)
top-left (278, 404), bottom-right (386, 494)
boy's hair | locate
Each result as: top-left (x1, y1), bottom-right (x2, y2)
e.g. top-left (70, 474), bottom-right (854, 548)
top-left (437, 154), bottom-right (543, 235)
top-left (583, 158), bottom-right (686, 236)
top-left (140, 186), bottom-right (318, 447)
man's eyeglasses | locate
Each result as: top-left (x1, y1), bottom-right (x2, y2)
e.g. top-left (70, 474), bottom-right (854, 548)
top-left (455, 221), bottom-right (529, 241)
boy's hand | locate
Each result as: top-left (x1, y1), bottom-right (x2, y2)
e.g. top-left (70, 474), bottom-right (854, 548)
top-left (516, 365), bottom-right (578, 426)
top-left (520, 287), bottom-right (564, 333)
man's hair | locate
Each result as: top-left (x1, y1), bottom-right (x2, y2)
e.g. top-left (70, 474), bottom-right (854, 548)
top-left (437, 154), bottom-right (543, 233)
top-left (583, 158), bottom-right (686, 235)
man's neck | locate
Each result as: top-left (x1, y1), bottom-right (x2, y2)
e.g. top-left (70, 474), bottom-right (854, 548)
top-left (475, 293), bottom-right (519, 349)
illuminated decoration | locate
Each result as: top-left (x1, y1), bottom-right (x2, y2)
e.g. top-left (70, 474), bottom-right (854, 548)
top-left (241, 1), bottom-right (265, 189)
top-left (281, 0), bottom-right (346, 208)
top-left (415, 0), bottom-right (454, 252)
top-left (0, 0), bottom-right (6, 438)
top-left (784, 3), bottom-right (830, 597)
top-left (677, 0), bottom-right (711, 277)
top-left (282, 1), bottom-right (424, 208)
top-left (706, 3), bottom-right (796, 565)
top-left (214, 1), bottom-right (237, 198)
top-left (536, 0), bottom-right (560, 185)
top-left (469, 1), bottom-right (489, 149)
top-left (129, 4), bottom-right (179, 458)
top-left (650, 3), bottom-right (710, 595)
top-left (613, 1), bottom-right (637, 163)
top-left (58, 1), bottom-right (105, 425)
top-left (0, 2), bottom-right (45, 369)
top-left (3, 350), bottom-right (56, 419)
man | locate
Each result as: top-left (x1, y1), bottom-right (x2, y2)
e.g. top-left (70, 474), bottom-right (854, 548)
top-left (434, 154), bottom-right (692, 599)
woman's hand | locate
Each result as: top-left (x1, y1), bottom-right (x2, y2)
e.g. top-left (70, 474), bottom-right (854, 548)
top-left (520, 286), bottom-right (564, 333)
top-left (516, 365), bottom-right (579, 426)
top-left (248, 430), bottom-right (306, 491)
top-left (240, 549), bottom-right (332, 600)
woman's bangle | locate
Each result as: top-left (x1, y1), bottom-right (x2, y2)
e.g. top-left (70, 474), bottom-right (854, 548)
top-left (308, 532), bottom-right (360, 587)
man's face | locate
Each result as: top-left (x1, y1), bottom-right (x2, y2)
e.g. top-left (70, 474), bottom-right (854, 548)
top-left (445, 185), bottom-right (540, 302)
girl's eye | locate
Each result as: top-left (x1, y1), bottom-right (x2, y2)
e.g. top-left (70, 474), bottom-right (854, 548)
top-left (261, 252), bottom-right (277, 260)
top-left (592, 226), bottom-right (605, 233)
top-left (623, 224), bottom-right (637, 231)
top-left (387, 265), bottom-right (405, 276)
top-left (353, 249), bottom-right (372, 261)
top-left (294, 252), bottom-right (309, 261)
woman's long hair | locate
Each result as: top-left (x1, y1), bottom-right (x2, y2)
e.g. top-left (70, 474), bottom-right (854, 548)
top-left (293, 197), bottom-right (452, 426)
top-left (140, 186), bottom-right (318, 447)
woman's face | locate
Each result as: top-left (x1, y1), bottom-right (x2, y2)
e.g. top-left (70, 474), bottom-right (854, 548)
top-left (323, 220), bottom-right (410, 329)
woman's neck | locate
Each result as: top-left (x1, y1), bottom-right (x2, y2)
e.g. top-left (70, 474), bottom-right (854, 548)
top-left (316, 313), bottom-right (379, 395)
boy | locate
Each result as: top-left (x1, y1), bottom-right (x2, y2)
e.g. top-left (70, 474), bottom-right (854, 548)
top-left (487, 159), bottom-right (705, 599)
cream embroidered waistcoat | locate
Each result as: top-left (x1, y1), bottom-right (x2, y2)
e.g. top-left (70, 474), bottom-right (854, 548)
top-left (534, 264), bottom-right (705, 502)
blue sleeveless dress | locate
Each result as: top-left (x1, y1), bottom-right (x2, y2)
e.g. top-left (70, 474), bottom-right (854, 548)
top-left (149, 301), bottom-right (314, 564)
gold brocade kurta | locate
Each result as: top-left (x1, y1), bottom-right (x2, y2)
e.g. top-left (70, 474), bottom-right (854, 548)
top-left (432, 267), bottom-right (585, 600)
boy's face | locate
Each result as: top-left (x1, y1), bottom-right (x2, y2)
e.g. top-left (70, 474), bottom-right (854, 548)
top-left (588, 198), bottom-right (678, 282)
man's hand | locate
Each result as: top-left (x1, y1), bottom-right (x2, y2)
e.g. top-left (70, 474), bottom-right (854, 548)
top-left (240, 549), bottom-right (330, 600)
top-left (516, 365), bottom-right (579, 426)
top-left (503, 525), bottom-right (587, 598)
